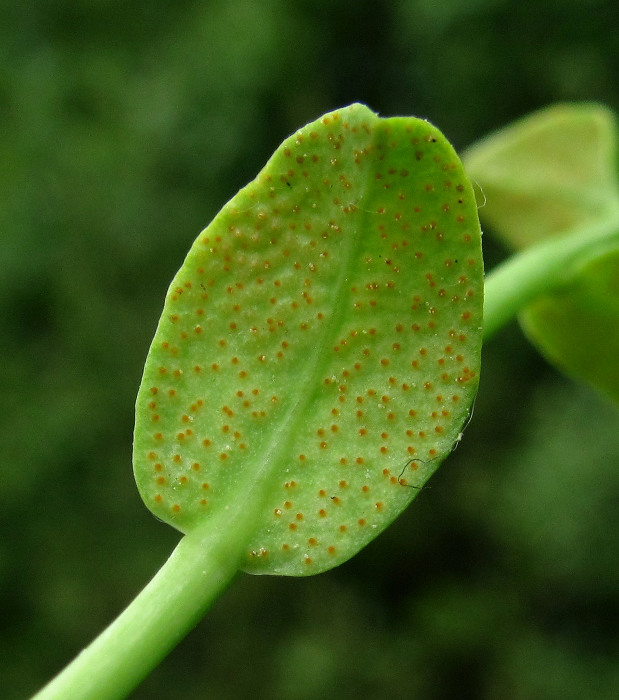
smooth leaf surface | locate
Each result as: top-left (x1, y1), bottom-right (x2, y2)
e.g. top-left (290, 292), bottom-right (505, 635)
top-left (133, 104), bottom-right (483, 576)
top-left (464, 103), bottom-right (619, 404)
top-left (464, 103), bottom-right (618, 248)
top-left (520, 250), bottom-right (619, 403)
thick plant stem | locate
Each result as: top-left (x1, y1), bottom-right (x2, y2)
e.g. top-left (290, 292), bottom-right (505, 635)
top-left (482, 211), bottom-right (619, 341)
top-left (32, 516), bottom-right (244, 700)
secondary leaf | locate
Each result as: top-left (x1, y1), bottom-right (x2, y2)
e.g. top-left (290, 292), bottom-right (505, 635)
top-left (463, 103), bottom-right (618, 248)
top-left (464, 103), bottom-right (619, 404)
top-left (520, 250), bottom-right (619, 403)
top-left (133, 104), bottom-right (483, 576)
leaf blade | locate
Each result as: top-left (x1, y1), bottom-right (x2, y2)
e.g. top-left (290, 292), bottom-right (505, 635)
top-left (463, 103), bottom-right (618, 248)
top-left (133, 104), bottom-right (483, 576)
top-left (465, 103), bottom-right (619, 406)
top-left (520, 250), bottom-right (619, 404)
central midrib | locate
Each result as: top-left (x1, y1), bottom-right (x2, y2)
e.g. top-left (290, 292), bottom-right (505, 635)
top-left (229, 158), bottom-right (375, 539)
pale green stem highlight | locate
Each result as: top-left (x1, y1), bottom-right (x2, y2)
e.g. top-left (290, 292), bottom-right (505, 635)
top-left (32, 514), bottom-right (245, 700)
top-left (482, 210), bottom-right (619, 340)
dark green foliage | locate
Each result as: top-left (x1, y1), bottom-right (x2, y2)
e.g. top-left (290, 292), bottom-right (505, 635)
top-left (1, 1), bottom-right (618, 698)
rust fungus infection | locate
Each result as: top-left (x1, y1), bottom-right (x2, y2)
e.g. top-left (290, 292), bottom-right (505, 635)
top-left (133, 104), bottom-right (482, 578)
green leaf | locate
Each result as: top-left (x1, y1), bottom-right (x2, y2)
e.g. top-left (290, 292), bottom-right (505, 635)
top-left (133, 104), bottom-right (483, 576)
top-left (463, 103), bottom-right (619, 248)
top-left (520, 250), bottom-right (619, 404)
top-left (464, 103), bottom-right (619, 404)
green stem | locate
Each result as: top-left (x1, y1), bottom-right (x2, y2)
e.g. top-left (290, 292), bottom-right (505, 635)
top-left (482, 210), bottom-right (619, 340)
top-left (31, 513), bottom-right (246, 700)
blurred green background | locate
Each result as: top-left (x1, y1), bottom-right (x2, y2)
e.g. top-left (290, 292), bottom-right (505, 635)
top-left (2, 1), bottom-right (618, 698)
